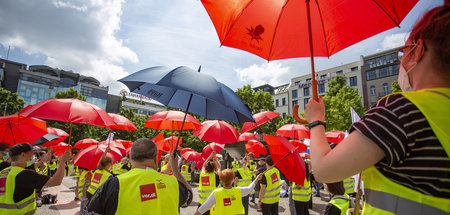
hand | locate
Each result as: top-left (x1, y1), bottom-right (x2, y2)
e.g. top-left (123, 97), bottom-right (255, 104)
top-left (304, 96), bottom-right (325, 123)
top-left (255, 173), bottom-right (264, 182)
top-left (257, 201), bottom-right (262, 210)
top-left (60, 150), bottom-right (72, 163)
top-left (41, 153), bottom-right (52, 163)
top-left (169, 150), bottom-right (179, 172)
top-left (105, 146), bottom-right (111, 153)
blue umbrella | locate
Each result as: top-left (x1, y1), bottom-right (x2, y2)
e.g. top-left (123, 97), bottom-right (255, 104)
top-left (118, 66), bottom-right (254, 125)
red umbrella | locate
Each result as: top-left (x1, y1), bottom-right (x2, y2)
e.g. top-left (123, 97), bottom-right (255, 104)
top-left (196, 158), bottom-right (206, 169)
top-left (182, 151), bottom-right (203, 162)
top-left (115, 139), bottom-right (134, 149)
top-left (51, 142), bottom-right (72, 156)
top-left (276, 124), bottom-right (310, 139)
top-left (245, 140), bottom-right (267, 158)
top-left (42, 127), bottom-right (69, 147)
top-left (0, 114), bottom-right (48, 146)
top-left (155, 136), bottom-right (183, 152)
top-left (193, 120), bottom-right (239, 144)
top-left (145, 110), bottom-right (201, 130)
top-left (73, 138), bottom-right (99, 149)
top-left (99, 140), bottom-right (126, 155)
top-left (263, 134), bottom-right (306, 186)
top-left (238, 132), bottom-right (261, 142)
top-left (325, 131), bottom-right (346, 144)
top-left (152, 132), bottom-right (165, 144)
top-left (74, 144), bottom-right (122, 170)
top-left (181, 148), bottom-right (195, 155)
top-left (289, 140), bottom-right (308, 152)
top-left (299, 153), bottom-right (310, 159)
top-left (201, 142), bottom-right (225, 159)
top-left (108, 113), bottom-right (138, 131)
top-left (19, 99), bottom-right (116, 145)
top-left (240, 111), bottom-right (280, 133)
top-left (201, 0), bottom-right (418, 124)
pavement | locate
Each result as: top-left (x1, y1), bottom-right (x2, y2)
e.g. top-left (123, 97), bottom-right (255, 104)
top-left (37, 176), bottom-right (330, 215)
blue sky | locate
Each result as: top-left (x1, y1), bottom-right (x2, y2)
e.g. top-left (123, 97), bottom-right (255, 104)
top-left (0, 0), bottom-right (443, 95)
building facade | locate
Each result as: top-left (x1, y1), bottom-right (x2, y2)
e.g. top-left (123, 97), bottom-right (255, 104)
top-left (361, 47), bottom-right (400, 107)
top-left (273, 84), bottom-right (290, 119)
top-left (117, 90), bottom-right (165, 116)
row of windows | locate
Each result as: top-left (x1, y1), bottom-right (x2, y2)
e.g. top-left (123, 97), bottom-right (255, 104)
top-left (370, 83), bottom-right (391, 97)
top-left (292, 76), bottom-right (357, 98)
top-left (80, 86), bottom-right (107, 99)
top-left (291, 98), bottom-right (311, 109)
top-left (275, 98), bottom-right (287, 107)
top-left (365, 53), bottom-right (398, 68)
top-left (366, 65), bottom-right (399, 81)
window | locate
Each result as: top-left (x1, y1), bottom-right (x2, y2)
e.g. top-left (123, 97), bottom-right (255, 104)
top-left (292, 100), bottom-right (298, 107)
top-left (304, 87), bottom-right (310, 96)
top-left (383, 83), bottom-right (389, 95)
top-left (275, 99), bottom-right (279, 107)
top-left (379, 67), bottom-right (389, 78)
top-left (282, 98), bottom-right (286, 106)
top-left (351, 66), bottom-right (358, 71)
top-left (282, 113), bottom-right (286, 119)
top-left (320, 74), bottom-right (327, 79)
top-left (336, 70), bottom-right (343, 75)
top-left (349, 76), bottom-right (357, 87)
top-left (304, 98), bottom-right (310, 109)
top-left (392, 65), bottom-right (399, 75)
top-left (318, 83), bottom-right (325, 94)
top-left (370, 86), bottom-right (376, 95)
top-left (367, 70), bottom-right (376, 80)
top-left (292, 90), bottom-right (298, 99)
top-left (306, 78), bottom-right (311, 83)
top-left (294, 81), bottom-right (300, 85)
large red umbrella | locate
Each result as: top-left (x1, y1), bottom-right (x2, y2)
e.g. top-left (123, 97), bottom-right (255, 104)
top-left (155, 136), bottom-right (183, 152)
top-left (108, 113), bottom-right (138, 131)
top-left (289, 140), bottom-right (308, 152)
top-left (182, 151), bottom-right (203, 162)
top-left (241, 111), bottom-right (280, 133)
top-left (19, 99), bottom-right (116, 145)
top-left (276, 124), bottom-right (310, 139)
top-left (115, 139), bottom-right (134, 149)
top-left (50, 142), bottom-right (72, 156)
top-left (74, 144), bottom-right (122, 170)
top-left (201, 0), bottom-right (418, 124)
top-left (326, 131), bottom-right (346, 144)
top-left (145, 110), bottom-right (201, 131)
top-left (263, 134), bottom-right (306, 186)
top-left (245, 140), bottom-right (267, 158)
top-left (180, 148), bottom-right (195, 155)
top-left (193, 120), bottom-right (239, 144)
top-left (73, 138), bottom-right (99, 149)
top-left (201, 142), bottom-right (225, 159)
top-left (238, 132), bottom-right (260, 142)
top-left (42, 127), bottom-right (69, 147)
top-left (99, 140), bottom-right (126, 155)
top-left (0, 114), bottom-right (48, 146)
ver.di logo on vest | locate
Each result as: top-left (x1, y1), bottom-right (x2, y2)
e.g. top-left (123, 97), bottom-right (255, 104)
top-left (92, 173), bottom-right (103, 184)
top-left (271, 173), bottom-right (278, 183)
top-left (140, 184), bottom-right (157, 201)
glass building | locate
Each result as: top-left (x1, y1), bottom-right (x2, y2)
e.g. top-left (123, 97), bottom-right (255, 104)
top-left (17, 65), bottom-right (108, 109)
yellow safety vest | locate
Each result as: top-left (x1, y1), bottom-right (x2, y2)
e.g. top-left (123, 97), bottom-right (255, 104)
top-left (232, 161), bottom-right (239, 170)
top-left (343, 177), bottom-right (355, 194)
top-left (161, 164), bottom-right (173, 176)
top-left (49, 161), bottom-right (57, 171)
top-left (159, 161), bottom-right (167, 172)
top-left (329, 194), bottom-right (350, 215)
top-left (292, 178), bottom-right (311, 202)
top-left (211, 187), bottom-right (245, 215)
top-left (249, 160), bottom-right (256, 177)
top-left (199, 171), bottom-right (217, 205)
top-left (78, 170), bottom-right (91, 198)
top-left (36, 163), bottom-right (48, 176)
top-left (87, 169), bottom-right (112, 195)
top-left (0, 166), bottom-right (37, 215)
top-left (262, 167), bottom-right (280, 204)
top-left (362, 88), bottom-right (450, 215)
top-left (75, 166), bottom-right (80, 178)
top-left (112, 163), bottom-right (129, 175)
top-left (116, 168), bottom-right (179, 215)
top-left (181, 164), bottom-right (191, 182)
top-left (236, 167), bottom-right (252, 187)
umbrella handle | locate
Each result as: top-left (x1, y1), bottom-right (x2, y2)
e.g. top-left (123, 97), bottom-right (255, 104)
top-left (293, 105), bottom-right (308, 124)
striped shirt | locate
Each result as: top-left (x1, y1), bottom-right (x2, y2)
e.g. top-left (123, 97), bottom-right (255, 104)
top-left (350, 93), bottom-right (450, 198)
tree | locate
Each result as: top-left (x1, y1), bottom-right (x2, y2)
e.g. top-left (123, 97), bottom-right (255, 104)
top-left (0, 88), bottom-right (25, 116)
top-left (236, 85), bottom-right (275, 113)
top-left (391, 80), bottom-right (402, 93)
top-left (54, 88), bottom-right (86, 101)
top-left (323, 76), bottom-right (365, 131)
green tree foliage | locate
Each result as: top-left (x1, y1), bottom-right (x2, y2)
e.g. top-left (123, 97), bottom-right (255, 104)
top-left (323, 76), bottom-right (365, 131)
top-left (0, 88), bottom-right (25, 116)
top-left (236, 85), bottom-right (275, 113)
top-left (391, 80), bottom-right (402, 93)
top-left (54, 88), bottom-right (86, 101)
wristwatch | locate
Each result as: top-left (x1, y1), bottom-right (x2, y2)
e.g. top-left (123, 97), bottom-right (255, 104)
top-left (308, 120), bottom-right (326, 129)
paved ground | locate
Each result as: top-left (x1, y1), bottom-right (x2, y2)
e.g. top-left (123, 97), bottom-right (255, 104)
top-left (38, 176), bottom-right (330, 215)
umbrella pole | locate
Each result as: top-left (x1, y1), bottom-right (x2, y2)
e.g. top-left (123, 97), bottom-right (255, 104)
top-left (8, 120), bottom-right (16, 145)
top-left (68, 123), bottom-right (73, 146)
top-left (306, 0), bottom-right (318, 101)
top-left (354, 172), bottom-right (363, 214)
top-left (174, 93), bottom-right (193, 156)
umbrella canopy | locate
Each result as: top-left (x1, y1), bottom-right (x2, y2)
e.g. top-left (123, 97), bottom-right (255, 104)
top-left (41, 127), bottom-right (69, 147)
top-left (145, 110), bottom-right (201, 130)
top-left (201, 143), bottom-right (225, 159)
top-left (0, 114), bottom-right (48, 146)
top-left (50, 142), bottom-right (72, 156)
top-left (245, 140), bottom-right (267, 158)
top-left (196, 158), bottom-right (206, 169)
top-left (74, 138), bottom-right (99, 149)
top-left (299, 153), bottom-right (310, 159)
top-left (99, 140), bottom-right (126, 155)
top-left (115, 139), bottom-right (134, 149)
top-left (107, 113), bottom-right (138, 131)
top-left (74, 144), bottom-right (122, 170)
top-left (238, 132), bottom-right (261, 142)
top-left (240, 111), bottom-right (280, 133)
top-left (180, 148), bottom-right (195, 155)
top-left (289, 140), bottom-right (308, 152)
top-left (263, 134), bottom-right (306, 185)
top-left (193, 120), bottom-right (239, 144)
top-left (155, 136), bottom-right (183, 152)
top-left (182, 151), bottom-right (203, 162)
top-left (325, 131), bottom-right (346, 144)
top-left (276, 124), bottom-right (311, 139)
top-left (118, 66), bottom-right (254, 125)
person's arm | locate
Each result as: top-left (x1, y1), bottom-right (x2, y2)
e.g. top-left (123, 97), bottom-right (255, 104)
top-left (202, 151), bottom-right (216, 172)
top-left (45, 150), bottom-right (72, 187)
top-left (170, 150), bottom-right (192, 192)
top-left (240, 173), bottom-right (263, 196)
top-left (82, 177), bottom-right (119, 214)
top-left (258, 184), bottom-right (266, 208)
top-left (213, 156), bottom-right (221, 174)
top-left (305, 97), bottom-right (385, 183)
top-left (195, 191), bottom-right (216, 215)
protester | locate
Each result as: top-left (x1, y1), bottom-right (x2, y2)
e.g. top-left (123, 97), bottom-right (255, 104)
top-left (0, 143), bottom-right (71, 214)
top-left (305, 3), bottom-right (450, 214)
top-left (247, 153), bottom-right (257, 203)
top-left (234, 156), bottom-right (252, 215)
top-left (180, 159), bottom-right (193, 184)
top-left (343, 176), bottom-right (355, 197)
top-left (111, 156), bottom-right (130, 175)
top-left (323, 181), bottom-right (350, 215)
top-left (194, 169), bottom-right (263, 215)
top-left (0, 142), bottom-right (11, 171)
top-left (48, 156), bottom-right (58, 177)
top-left (78, 167), bottom-right (92, 211)
top-left (83, 138), bottom-right (192, 214)
top-left (258, 155), bottom-right (281, 215)
top-left (198, 151), bottom-right (221, 215)
top-left (232, 157), bottom-right (239, 171)
top-left (86, 152), bottom-right (113, 200)
top-left (292, 161), bottom-right (312, 215)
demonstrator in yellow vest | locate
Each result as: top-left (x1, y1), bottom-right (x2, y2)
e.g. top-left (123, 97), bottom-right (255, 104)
top-left (234, 159), bottom-right (252, 215)
top-left (83, 138), bottom-right (193, 214)
top-left (194, 168), bottom-right (263, 215)
top-left (198, 151), bottom-right (221, 215)
top-left (86, 155), bottom-right (113, 200)
top-left (0, 143), bottom-right (71, 215)
top-left (180, 160), bottom-right (193, 184)
top-left (304, 4), bottom-right (450, 214)
top-left (258, 155), bottom-right (281, 215)
top-left (292, 160), bottom-right (312, 215)
top-left (0, 143), bottom-right (11, 171)
top-left (323, 181), bottom-right (350, 215)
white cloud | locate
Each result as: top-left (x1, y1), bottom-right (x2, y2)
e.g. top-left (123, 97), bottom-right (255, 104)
top-left (235, 62), bottom-right (291, 87)
top-left (381, 32), bottom-right (410, 50)
top-left (0, 0), bottom-right (137, 94)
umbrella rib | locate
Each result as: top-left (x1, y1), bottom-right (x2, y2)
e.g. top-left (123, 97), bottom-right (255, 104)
top-left (370, 0), bottom-right (400, 27)
top-left (218, 0), bottom-right (256, 47)
top-left (267, 0), bottom-right (289, 61)
top-left (314, 0), bottom-right (331, 58)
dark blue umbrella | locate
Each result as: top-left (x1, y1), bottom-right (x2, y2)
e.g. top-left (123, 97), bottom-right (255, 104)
top-left (118, 66), bottom-right (254, 125)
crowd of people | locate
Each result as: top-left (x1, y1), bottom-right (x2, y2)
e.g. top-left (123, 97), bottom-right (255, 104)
top-left (0, 3), bottom-right (448, 215)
